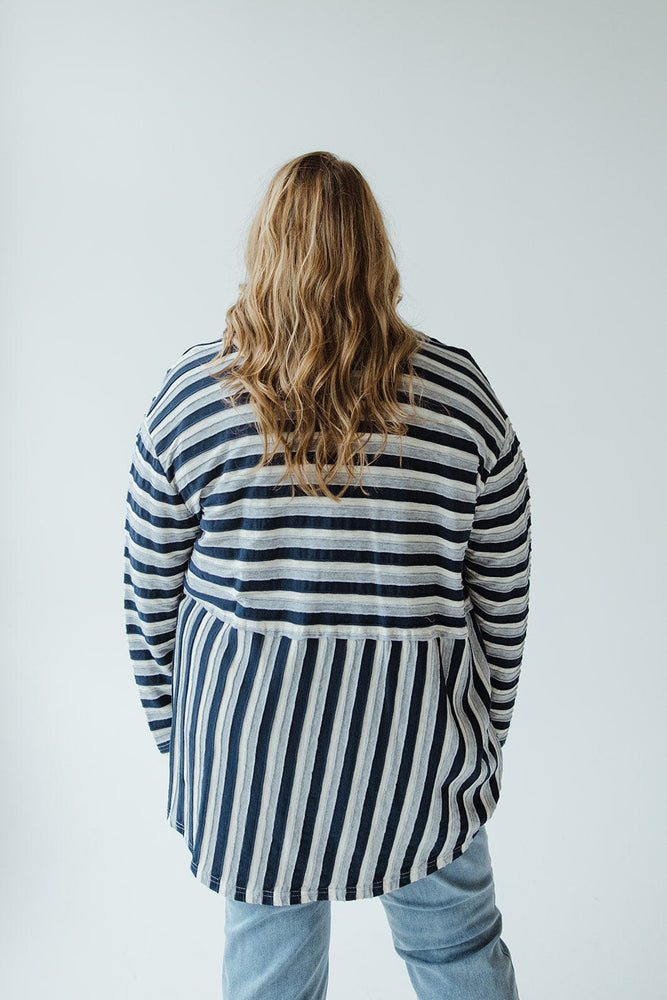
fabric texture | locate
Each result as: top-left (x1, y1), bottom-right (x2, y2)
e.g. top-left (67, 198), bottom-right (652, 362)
top-left (221, 823), bottom-right (519, 1000)
top-left (123, 334), bottom-right (532, 904)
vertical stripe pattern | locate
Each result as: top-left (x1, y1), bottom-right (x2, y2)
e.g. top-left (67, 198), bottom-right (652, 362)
top-left (123, 334), bottom-right (532, 904)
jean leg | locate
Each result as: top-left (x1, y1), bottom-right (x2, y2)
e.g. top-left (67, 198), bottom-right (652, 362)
top-left (221, 897), bottom-right (331, 1000)
top-left (378, 825), bottom-right (519, 1000)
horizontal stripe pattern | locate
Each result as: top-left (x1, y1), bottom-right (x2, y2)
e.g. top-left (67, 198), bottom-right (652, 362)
top-left (123, 334), bottom-right (532, 903)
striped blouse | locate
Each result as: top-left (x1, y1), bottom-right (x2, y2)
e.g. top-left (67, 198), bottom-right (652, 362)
top-left (123, 334), bottom-right (532, 905)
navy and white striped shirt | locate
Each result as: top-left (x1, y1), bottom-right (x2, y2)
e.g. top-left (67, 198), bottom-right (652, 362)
top-left (123, 334), bottom-right (532, 905)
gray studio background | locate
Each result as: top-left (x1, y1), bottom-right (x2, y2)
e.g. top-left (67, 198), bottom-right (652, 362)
top-left (3, 1), bottom-right (666, 998)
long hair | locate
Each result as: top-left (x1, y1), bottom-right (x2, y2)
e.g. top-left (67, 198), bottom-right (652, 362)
top-left (207, 150), bottom-right (429, 501)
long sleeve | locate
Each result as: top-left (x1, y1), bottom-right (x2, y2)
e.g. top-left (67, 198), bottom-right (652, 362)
top-left (123, 417), bottom-right (201, 754)
top-left (463, 416), bottom-right (532, 747)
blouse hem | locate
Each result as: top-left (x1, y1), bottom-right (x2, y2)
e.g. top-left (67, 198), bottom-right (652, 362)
top-left (167, 812), bottom-right (486, 906)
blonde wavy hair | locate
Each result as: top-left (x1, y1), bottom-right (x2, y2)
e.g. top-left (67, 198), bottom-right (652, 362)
top-left (207, 150), bottom-right (429, 501)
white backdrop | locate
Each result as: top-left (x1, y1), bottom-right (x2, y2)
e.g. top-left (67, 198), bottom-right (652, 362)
top-left (3, 2), bottom-right (666, 998)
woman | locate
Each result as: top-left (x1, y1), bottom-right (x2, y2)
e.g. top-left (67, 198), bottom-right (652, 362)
top-left (123, 150), bottom-right (532, 999)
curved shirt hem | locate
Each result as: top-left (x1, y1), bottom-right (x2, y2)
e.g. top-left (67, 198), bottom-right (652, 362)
top-left (167, 811), bottom-right (491, 906)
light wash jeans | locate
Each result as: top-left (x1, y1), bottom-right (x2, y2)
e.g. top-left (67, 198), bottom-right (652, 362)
top-left (221, 823), bottom-right (520, 999)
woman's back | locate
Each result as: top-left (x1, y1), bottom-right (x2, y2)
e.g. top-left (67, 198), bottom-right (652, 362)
top-left (123, 329), bottom-right (531, 904)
